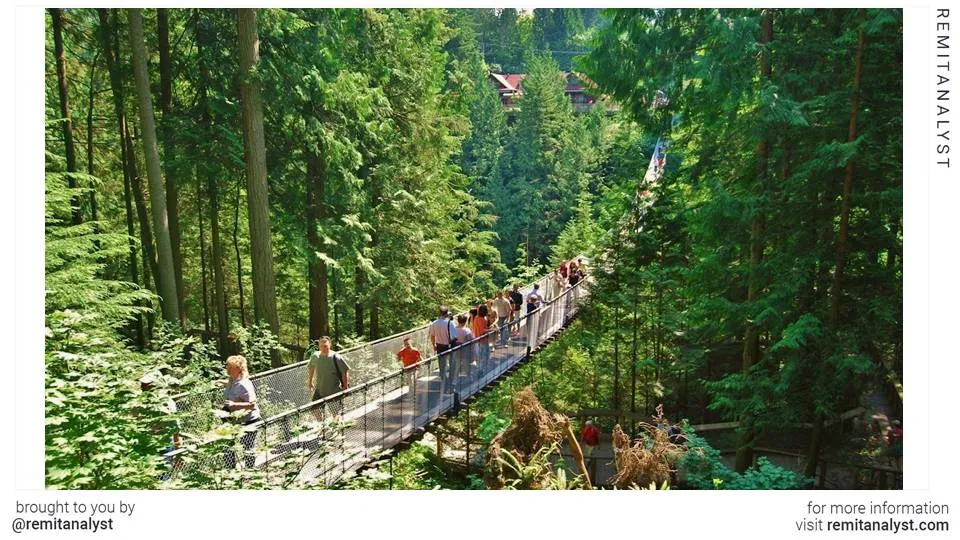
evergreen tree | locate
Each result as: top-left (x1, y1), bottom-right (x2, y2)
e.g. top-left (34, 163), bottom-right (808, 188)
top-left (127, 8), bottom-right (181, 325)
top-left (237, 8), bottom-right (281, 363)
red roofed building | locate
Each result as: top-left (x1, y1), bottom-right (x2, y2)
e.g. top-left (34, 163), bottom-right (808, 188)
top-left (488, 71), bottom-right (606, 115)
top-left (489, 72), bottom-right (526, 111)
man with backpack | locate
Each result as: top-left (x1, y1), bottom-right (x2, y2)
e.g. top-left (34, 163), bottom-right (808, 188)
top-left (307, 336), bottom-right (351, 417)
top-left (429, 305), bottom-right (459, 394)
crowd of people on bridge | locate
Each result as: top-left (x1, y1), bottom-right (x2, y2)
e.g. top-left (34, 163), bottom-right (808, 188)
top-left (154, 260), bottom-right (589, 473)
top-left (405, 258), bottom-right (589, 395)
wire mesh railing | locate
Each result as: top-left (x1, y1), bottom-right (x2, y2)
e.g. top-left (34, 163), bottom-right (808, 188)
top-left (165, 278), bottom-right (590, 486)
top-left (171, 266), bottom-right (579, 440)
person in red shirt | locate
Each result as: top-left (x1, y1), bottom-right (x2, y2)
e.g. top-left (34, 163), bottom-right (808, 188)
top-left (396, 337), bottom-right (422, 397)
top-left (580, 420), bottom-right (601, 457)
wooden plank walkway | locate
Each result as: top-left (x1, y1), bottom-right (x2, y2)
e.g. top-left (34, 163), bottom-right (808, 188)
top-left (247, 318), bottom-right (572, 485)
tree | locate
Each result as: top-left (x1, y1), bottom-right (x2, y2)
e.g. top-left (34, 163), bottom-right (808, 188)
top-left (157, 8), bottom-right (186, 324)
top-left (494, 53), bottom-right (579, 267)
top-left (236, 8), bottom-right (281, 364)
top-left (734, 8), bottom-right (774, 474)
top-left (49, 8), bottom-right (82, 226)
top-left (583, 8), bottom-right (901, 478)
top-left (127, 8), bottom-right (181, 325)
top-left (804, 9), bottom-right (869, 477)
top-left (193, 10), bottom-right (232, 353)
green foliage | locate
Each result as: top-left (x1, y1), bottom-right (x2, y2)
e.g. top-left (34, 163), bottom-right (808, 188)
top-left (335, 442), bottom-right (462, 490)
top-left (678, 432), bottom-right (735, 490)
top-left (727, 457), bottom-right (813, 490)
top-left (45, 163), bottom-right (168, 488)
top-left (497, 443), bottom-right (584, 490)
top-left (230, 323), bottom-right (284, 373)
top-left (679, 431), bottom-right (812, 490)
top-left (476, 412), bottom-right (510, 444)
top-left (581, 8), bottom-right (902, 471)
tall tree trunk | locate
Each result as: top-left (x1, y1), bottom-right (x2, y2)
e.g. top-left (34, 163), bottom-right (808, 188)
top-left (333, 271), bottom-right (341, 345)
top-left (829, 14), bottom-right (866, 327)
top-left (234, 175), bottom-right (247, 327)
top-left (195, 12), bottom-right (230, 353)
top-left (630, 288), bottom-right (638, 436)
top-left (210, 175), bottom-right (229, 352)
top-left (121, 125), bottom-right (144, 348)
top-left (85, 51), bottom-right (99, 222)
top-left (197, 169), bottom-right (211, 332)
top-left (355, 270), bottom-right (364, 338)
top-left (237, 8), bottom-right (281, 365)
top-left (129, 126), bottom-right (159, 340)
top-left (157, 8), bottom-right (186, 325)
top-left (613, 304), bottom-right (620, 419)
top-left (307, 153), bottom-right (330, 341)
top-left (98, 8), bottom-right (143, 348)
top-left (370, 300), bottom-right (380, 340)
top-left (735, 8), bottom-right (773, 473)
top-left (805, 10), bottom-right (866, 478)
top-left (128, 8), bottom-right (181, 325)
top-left (367, 171), bottom-right (382, 340)
top-left (49, 8), bottom-right (82, 226)
top-left (126, 123), bottom-right (159, 295)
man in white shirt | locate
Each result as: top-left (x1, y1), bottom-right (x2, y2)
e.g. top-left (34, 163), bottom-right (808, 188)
top-left (428, 305), bottom-right (458, 393)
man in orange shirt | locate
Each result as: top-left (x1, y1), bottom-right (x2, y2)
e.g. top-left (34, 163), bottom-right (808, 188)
top-left (396, 336), bottom-right (422, 397)
top-left (472, 304), bottom-right (489, 365)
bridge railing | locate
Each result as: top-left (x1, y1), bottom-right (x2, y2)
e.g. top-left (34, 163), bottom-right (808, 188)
top-left (171, 264), bottom-right (581, 442)
top-left (165, 278), bottom-right (590, 485)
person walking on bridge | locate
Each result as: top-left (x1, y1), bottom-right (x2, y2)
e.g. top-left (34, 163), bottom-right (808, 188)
top-left (549, 269), bottom-right (564, 301)
top-left (527, 284), bottom-right (545, 313)
top-left (455, 314), bottom-right (476, 379)
top-left (526, 284), bottom-right (546, 345)
top-left (307, 336), bottom-right (351, 417)
top-left (429, 306), bottom-right (458, 394)
top-left (472, 303), bottom-right (490, 364)
top-left (509, 284), bottom-right (524, 338)
top-left (493, 291), bottom-right (512, 349)
top-left (222, 355), bottom-right (262, 468)
top-left (568, 262), bottom-right (582, 287)
top-left (396, 336), bottom-right (422, 399)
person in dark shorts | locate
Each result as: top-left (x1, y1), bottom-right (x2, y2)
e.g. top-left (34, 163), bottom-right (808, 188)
top-left (509, 284), bottom-right (524, 337)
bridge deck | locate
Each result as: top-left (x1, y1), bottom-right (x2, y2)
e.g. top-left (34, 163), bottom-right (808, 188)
top-left (169, 284), bottom-right (587, 486)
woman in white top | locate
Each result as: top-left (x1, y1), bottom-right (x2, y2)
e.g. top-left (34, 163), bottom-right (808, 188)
top-left (222, 355), bottom-right (261, 468)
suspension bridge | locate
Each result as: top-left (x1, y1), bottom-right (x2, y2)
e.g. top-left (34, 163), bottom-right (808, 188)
top-left (169, 272), bottom-right (590, 485)
top-left (166, 123), bottom-right (671, 487)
